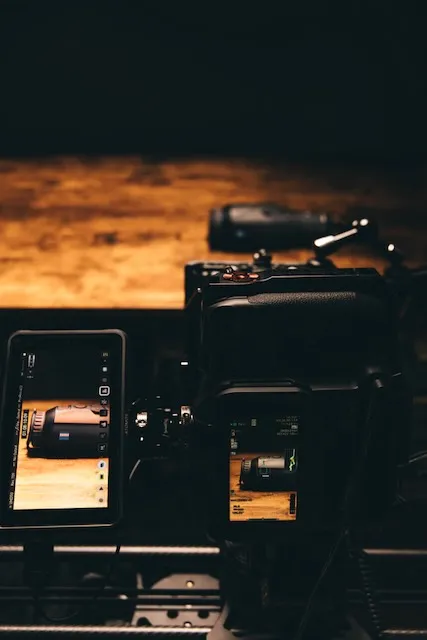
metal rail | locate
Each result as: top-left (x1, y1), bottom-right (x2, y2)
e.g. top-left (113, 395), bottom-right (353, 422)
top-left (0, 626), bottom-right (210, 638)
top-left (0, 545), bottom-right (220, 558)
top-left (365, 548), bottom-right (427, 557)
top-left (385, 631), bottom-right (427, 638)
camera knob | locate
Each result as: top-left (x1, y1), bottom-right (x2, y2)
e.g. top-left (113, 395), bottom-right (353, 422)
top-left (180, 405), bottom-right (193, 425)
top-left (29, 410), bottom-right (46, 448)
top-left (135, 411), bottom-right (148, 429)
top-left (351, 217), bottom-right (378, 239)
top-left (253, 248), bottom-right (272, 268)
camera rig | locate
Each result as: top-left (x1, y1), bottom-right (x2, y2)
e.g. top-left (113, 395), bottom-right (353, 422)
top-left (0, 214), bottom-right (426, 639)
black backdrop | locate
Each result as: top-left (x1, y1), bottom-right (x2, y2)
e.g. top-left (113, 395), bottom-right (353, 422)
top-left (0, 4), bottom-right (426, 163)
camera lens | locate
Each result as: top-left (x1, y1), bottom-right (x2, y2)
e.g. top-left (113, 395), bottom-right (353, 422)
top-left (27, 405), bottom-right (107, 458)
top-left (239, 453), bottom-right (297, 491)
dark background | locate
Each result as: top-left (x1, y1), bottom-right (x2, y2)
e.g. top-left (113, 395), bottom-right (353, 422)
top-left (23, 348), bottom-right (102, 400)
top-left (0, 4), bottom-right (426, 163)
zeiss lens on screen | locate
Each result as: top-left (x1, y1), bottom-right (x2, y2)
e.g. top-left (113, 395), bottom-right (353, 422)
top-left (239, 450), bottom-right (298, 491)
top-left (27, 404), bottom-right (110, 457)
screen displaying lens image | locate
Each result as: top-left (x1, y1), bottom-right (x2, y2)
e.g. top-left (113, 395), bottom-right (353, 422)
top-left (229, 416), bottom-right (299, 521)
top-left (8, 347), bottom-right (112, 511)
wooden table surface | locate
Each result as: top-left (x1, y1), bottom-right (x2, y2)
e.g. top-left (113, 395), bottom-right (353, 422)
top-left (0, 156), bottom-right (426, 309)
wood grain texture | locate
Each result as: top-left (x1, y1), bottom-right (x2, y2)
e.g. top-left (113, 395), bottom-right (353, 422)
top-left (0, 157), bottom-right (426, 309)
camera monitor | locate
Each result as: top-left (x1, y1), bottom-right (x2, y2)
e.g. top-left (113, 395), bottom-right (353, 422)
top-left (201, 384), bottom-right (309, 541)
top-left (0, 330), bottom-right (126, 530)
top-left (206, 378), bottom-right (395, 541)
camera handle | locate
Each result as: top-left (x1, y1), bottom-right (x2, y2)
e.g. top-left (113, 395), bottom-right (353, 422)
top-left (313, 216), bottom-right (405, 271)
top-left (312, 217), bottom-right (424, 328)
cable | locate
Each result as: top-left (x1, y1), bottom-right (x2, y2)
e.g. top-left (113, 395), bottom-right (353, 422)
top-left (24, 400), bottom-right (145, 624)
top-left (83, 542), bottom-right (122, 614)
top-left (293, 375), bottom-right (383, 640)
top-left (407, 450), bottom-right (427, 466)
top-left (129, 458), bottom-right (141, 482)
top-left (292, 529), bottom-right (346, 640)
top-left (345, 378), bottom-right (386, 640)
top-left (33, 542), bottom-right (122, 624)
top-left (31, 449), bottom-right (147, 624)
top-left (24, 471), bottom-right (135, 624)
top-left (396, 450), bottom-right (427, 493)
top-left (23, 542), bottom-right (55, 624)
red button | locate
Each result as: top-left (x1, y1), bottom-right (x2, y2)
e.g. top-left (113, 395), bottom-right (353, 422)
top-left (230, 272), bottom-right (250, 281)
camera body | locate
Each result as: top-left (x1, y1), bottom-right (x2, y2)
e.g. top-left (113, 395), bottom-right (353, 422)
top-left (186, 256), bottom-right (399, 385)
top-left (181, 253), bottom-right (411, 539)
top-left (0, 252), bottom-right (412, 540)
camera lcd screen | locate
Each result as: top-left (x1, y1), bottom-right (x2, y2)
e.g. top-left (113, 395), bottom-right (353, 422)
top-left (0, 330), bottom-right (125, 529)
top-left (229, 415), bottom-right (299, 522)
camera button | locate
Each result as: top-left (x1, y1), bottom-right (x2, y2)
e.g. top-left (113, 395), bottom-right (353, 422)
top-left (99, 386), bottom-right (110, 397)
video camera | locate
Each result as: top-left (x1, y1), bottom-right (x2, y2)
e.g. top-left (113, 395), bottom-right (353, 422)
top-left (131, 213), bottom-right (412, 548)
top-left (0, 212), bottom-right (420, 638)
top-left (183, 245), bottom-right (410, 538)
